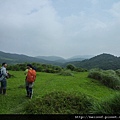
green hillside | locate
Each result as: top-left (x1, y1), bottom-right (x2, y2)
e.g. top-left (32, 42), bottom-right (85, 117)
top-left (0, 71), bottom-right (119, 114)
top-left (1, 51), bottom-right (120, 70)
top-left (0, 51), bottom-right (61, 65)
top-left (65, 53), bottom-right (120, 70)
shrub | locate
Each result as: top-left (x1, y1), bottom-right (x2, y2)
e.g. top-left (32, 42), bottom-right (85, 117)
top-left (101, 74), bottom-right (120, 89)
top-left (7, 63), bottom-right (63, 73)
top-left (66, 64), bottom-right (76, 71)
top-left (115, 69), bottom-right (120, 77)
top-left (91, 93), bottom-right (120, 114)
top-left (58, 70), bottom-right (74, 76)
top-left (23, 91), bottom-right (93, 114)
top-left (75, 68), bottom-right (88, 72)
top-left (88, 68), bottom-right (102, 81)
top-left (102, 70), bottom-right (117, 76)
top-left (88, 69), bottom-right (120, 90)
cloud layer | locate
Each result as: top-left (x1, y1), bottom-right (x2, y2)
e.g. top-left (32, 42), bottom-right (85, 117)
top-left (0, 0), bottom-right (120, 58)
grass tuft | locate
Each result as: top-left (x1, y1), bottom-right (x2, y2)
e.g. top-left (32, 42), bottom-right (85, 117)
top-left (90, 93), bottom-right (120, 114)
top-left (23, 91), bottom-right (93, 114)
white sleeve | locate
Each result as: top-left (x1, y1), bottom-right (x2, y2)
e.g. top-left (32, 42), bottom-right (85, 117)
top-left (2, 68), bottom-right (8, 77)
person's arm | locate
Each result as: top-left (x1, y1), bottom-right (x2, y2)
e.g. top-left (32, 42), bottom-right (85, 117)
top-left (2, 68), bottom-right (8, 77)
top-left (24, 69), bottom-right (28, 76)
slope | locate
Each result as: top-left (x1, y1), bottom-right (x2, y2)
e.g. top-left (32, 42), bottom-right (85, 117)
top-left (0, 71), bottom-right (118, 114)
top-left (64, 53), bottom-right (120, 70)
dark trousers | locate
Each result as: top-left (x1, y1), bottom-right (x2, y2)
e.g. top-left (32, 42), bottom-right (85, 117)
top-left (0, 79), bottom-right (7, 94)
top-left (26, 86), bottom-right (32, 96)
top-left (25, 81), bottom-right (34, 97)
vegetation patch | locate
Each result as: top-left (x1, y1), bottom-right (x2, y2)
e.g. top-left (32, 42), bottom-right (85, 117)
top-left (58, 70), bottom-right (74, 76)
top-left (88, 69), bottom-right (120, 90)
top-left (0, 71), bottom-right (118, 114)
top-left (116, 69), bottom-right (120, 77)
top-left (23, 91), bottom-right (93, 114)
top-left (90, 93), bottom-right (120, 114)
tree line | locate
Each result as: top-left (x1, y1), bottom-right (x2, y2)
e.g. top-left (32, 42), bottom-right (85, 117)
top-left (6, 63), bottom-right (87, 73)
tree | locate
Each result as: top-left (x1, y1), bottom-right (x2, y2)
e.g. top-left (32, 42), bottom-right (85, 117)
top-left (66, 64), bottom-right (76, 71)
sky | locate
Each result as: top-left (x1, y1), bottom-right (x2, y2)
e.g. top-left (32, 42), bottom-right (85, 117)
top-left (0, 0), bottom-right (120, 58)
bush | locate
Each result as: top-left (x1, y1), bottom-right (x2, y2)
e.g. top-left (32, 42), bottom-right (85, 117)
top-left (88, 68), bottom-right (103, 81)
top-left (75, 68), bottom-right (88, 72)
top-left (7, 63), bottom-right (63, 73)
top-left (115, 69), bottom-right (120, 77)
top-left (23, 91), bottom-right (93, 114)
top-left (66, 64), bottom-right (76, 71)
top-left (101, 74), bottom-right (120, 89)
top-left (88, 69), bottom-right (120, 90)
top-left (91, 93), bottom-right (120, 114)
top-left (58, 70), bottom-right (74, 76)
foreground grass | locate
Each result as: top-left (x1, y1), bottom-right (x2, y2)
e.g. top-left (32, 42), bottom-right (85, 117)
top-left (0, 71), bottom-right (119, 114)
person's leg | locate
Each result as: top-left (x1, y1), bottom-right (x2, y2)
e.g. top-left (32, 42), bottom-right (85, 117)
top-left (2, 79), bottom-right (7, 95)
top-left (0, 82), bottom-right (2, 94)
top-left (25, 81), bottom-right (29, 97)
top-left (3, 89), bottom-right (6, 95)
top-left (29, 82), bottom-right (34, 99)
top-left (26, 86), bottom-right (29, 97)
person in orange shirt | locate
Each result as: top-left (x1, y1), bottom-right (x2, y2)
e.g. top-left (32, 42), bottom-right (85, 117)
top-left (25, 64), bottom-right (36, 99)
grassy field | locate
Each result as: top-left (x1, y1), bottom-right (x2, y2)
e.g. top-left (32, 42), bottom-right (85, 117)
top-left (0, 71), bottom-right (119, 114)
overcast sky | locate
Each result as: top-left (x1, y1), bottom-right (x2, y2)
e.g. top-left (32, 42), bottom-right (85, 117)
top-left (0, 0), bottom-right (120, 58)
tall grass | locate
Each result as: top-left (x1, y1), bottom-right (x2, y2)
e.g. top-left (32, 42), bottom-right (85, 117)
top-left (23, 91), bottom-right (93, 114)
top-left (0, 71), bottom-right (119, 114)
top-left (90, 93), bottom-right (120, 114)
top-left (88, 69), bottom-right (120, 90)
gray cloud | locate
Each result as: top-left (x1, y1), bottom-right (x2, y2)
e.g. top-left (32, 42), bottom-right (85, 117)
top-left (0, 0), bottom-right (120, 58)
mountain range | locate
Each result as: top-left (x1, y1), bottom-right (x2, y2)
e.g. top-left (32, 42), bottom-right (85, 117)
top-left (0, 51), bottom-right (92, 65)
top-left (64, 53), bottom-right (120, 70)
top-left (0, 51), bottom-right (120, 70)
top-left (0, 51), bottom-right (60, 65)
top-left (36, 55), bottom-right (93, 63)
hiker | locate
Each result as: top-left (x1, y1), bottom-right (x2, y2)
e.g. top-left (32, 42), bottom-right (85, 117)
top-left (0, 62), bottom-right (9, 95)
top-left (25, 64), bottom-right (36, 99)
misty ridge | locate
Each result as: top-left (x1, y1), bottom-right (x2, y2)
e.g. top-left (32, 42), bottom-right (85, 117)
top-left (0, 50), bottom-right (92, 65)
top-left (0, 51), bottom-right (120, 70)
top-left (35, 55), bottom-right (93, 63)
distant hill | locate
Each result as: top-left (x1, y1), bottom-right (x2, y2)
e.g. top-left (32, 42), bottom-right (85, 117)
top-left (0, 51), bottom-right (62, 65)
top-left (61, 55), bottom-right (93, 62)
top-left (67, 55), bottom-right (93, 60)
top-left (36, 55), bottom-right (92, 63)
top-left (1, 51), bottom-right (89, 65)
top-left (1, 51), bottom-right (120, 70)
top-left (36, 56), bottom-right (66, 62)
top-left (64, 53), bottom-right (120, 70)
